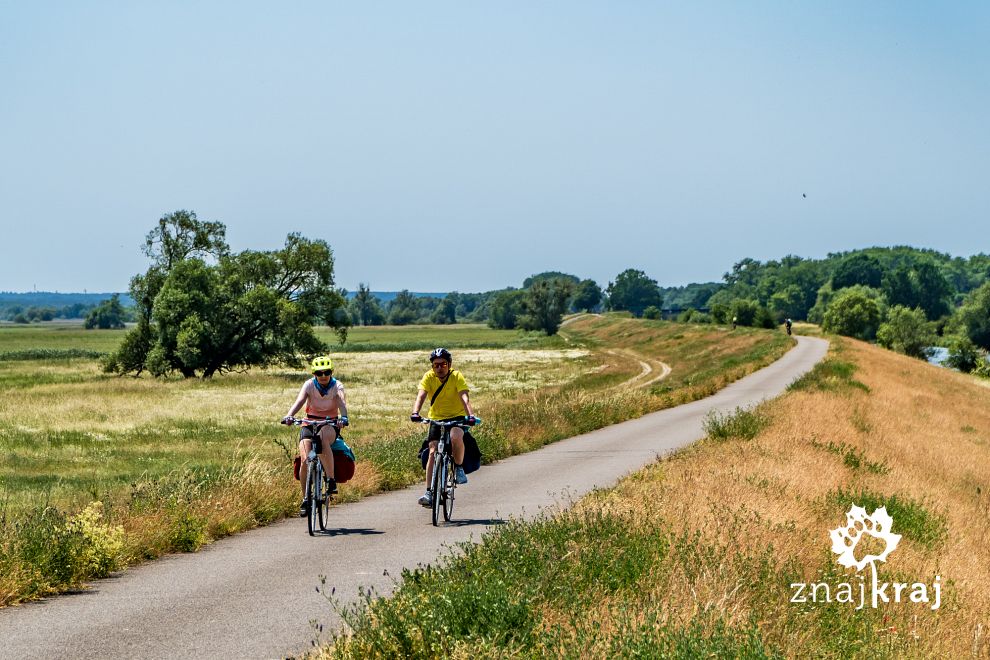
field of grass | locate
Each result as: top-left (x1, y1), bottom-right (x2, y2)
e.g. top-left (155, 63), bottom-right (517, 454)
top-left (0, 316), bottom-right (791, 606)
top-left (321, 338), bottom-right (990, 657)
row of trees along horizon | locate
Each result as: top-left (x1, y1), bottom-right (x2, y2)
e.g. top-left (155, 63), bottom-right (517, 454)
top-left (4, 211), bottom-right (989, 378)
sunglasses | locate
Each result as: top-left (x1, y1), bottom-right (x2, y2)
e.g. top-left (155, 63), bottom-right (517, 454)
top-left (431, 361), bottom-right (449, 369)
top-left (313, 370), bottom-right (332, 377)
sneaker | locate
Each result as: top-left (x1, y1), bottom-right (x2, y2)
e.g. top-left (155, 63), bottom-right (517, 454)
top-left (299, 499), bottom-right (310, 517)
top-left (418, 491), bottom-right (433, 507)
top-left (326, 478), bottom-right (338, 494)
top-left (454, 466), bottom-right (468, 485)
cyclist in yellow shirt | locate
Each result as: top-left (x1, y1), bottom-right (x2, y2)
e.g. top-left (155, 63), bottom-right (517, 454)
top-left (410, 347), bottom-right (479, 507)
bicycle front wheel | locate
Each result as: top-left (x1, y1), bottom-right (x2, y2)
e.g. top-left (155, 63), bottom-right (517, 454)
top-left (307, 461), bottom-right (320, 536)
top-left (442, 455), bottom-right (455, 521)
top-left (317, 471), bottom-right (331, 531)
top-left (430, 454), bottom-right (443, 527)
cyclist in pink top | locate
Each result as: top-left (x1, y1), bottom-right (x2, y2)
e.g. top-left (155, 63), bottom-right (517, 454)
top-left (283, 355), bottom-right (349, 517)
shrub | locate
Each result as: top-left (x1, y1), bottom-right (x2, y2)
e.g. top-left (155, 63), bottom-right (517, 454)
top-left (944, 334), bottom-right (983, 373)
top-left (703, 405), bottom-right (770, 442)
top-left (821, 286), bottom-right (885, 340)
top-left (876, 305), bottom-right (936, 359)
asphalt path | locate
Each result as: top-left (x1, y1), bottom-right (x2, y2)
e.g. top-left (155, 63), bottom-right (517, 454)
top-left (0, 336), bottom-right (828, 659)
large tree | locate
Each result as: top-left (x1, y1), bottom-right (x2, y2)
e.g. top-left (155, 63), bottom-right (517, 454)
top-left (519, 278), bottom-right (574, 335)
top-left (570, 279), bottom-right (603, 312)
top-left (487, 290), bottom-right (524, 330)
top-left (105, 212), bottom-right (348, 378)
top-left (606, 269), bottom-right (663, 317)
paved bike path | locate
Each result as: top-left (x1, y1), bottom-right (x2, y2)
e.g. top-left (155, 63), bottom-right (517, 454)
top-left (0, 336), bottom-right (828, 659)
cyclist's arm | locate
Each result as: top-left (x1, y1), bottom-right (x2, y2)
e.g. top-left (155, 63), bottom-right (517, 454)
top-left (412, 389), bottom-right (427, 416)
top-left (459, 390), bottom-right (474, 418)
top-left (286, 383), bottom-right (309, 418)
top-left (337, 381), bottom-right (348, 418)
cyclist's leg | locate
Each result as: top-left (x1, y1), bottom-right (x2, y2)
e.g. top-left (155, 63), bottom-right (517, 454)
top-left (450, 426), bottom-right (465, 465)
top-left (298, 436), bottom-right (313, 499)
top-left (423, 441), bottom-right (438, 488)
top-left (317, 425), bottom-right (336, 483)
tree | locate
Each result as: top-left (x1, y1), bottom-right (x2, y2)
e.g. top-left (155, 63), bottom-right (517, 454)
top-left (607, 269), bottom-right (663, 317)
top-left (953, 281), bottom-right (990, 350)
top-left (519, 279), bottom-right (574, 335)
top-left (876, 306), bottom-right (936, 359)
top-left (349, 284), bottom-right (385, 325)
top-left (523, 271), bottom-right (579, 289)
top-left (430, 294), bottom-right (457, 325)
top-left (487, 290), bottom-right (524, 330)
top-left (387, 290), bottom-right (420, 326)
top-left (881, 260), bottom-right (953, 321)
top-left (570, 279), bottom-right (603, 312)
top-left (832, 254), bottom-right (884, 290)
top-left (84, 294), bottom-right (127, 329)
top-left (913, 260), bottom-right (953, 320)
top-left (105, 214), bottom-right (348, 378)
top-left (821, 286), bottom-right (885, 340)
top-left (729, 299), bottom-right (760, 327)
top-left (143, 209), bottom-right (228, 271)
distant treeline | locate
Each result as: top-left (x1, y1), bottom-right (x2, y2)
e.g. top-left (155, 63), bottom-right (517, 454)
top-left (0, 292), bottom-right (135, 323)
top-left (18, 208), bottom-right (990, 379)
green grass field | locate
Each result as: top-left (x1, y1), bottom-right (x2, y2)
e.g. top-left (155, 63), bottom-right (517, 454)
top-left (0, 316), bottom-right (791, 606)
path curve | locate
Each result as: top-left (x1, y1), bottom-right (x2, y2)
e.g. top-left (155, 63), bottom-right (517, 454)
top-left (0, 337), bottom-right (828, 659)
top-left (559, 314), bottom-right (672, 391)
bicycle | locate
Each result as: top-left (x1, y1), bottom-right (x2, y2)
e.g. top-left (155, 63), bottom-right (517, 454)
top-left (282, 416), bottom-right (343, 536)
top-left (418, 418), bottom-right (479, 526)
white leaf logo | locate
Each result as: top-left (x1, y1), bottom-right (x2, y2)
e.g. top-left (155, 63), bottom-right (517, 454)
top-left (829, 505), bottom-right (901, 572)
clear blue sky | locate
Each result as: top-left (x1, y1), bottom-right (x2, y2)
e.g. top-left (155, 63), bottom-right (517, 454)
top-left (2, 2), bottom-right (987, 294)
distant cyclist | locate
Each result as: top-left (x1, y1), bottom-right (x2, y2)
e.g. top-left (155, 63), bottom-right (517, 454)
top-left (282, 355), bottom-right (349, 517)
top-left (785, 318), bottom-right (793, 335)
top-left (410, 347), bottom-right (481, 507)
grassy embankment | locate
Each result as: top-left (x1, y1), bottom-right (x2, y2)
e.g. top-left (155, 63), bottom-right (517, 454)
top-left (320, 337), bottom-right (990, 658)
top-left (0, 318), bottom-right (790, 606)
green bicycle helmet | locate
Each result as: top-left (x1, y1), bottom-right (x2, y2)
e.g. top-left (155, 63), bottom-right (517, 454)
top-left (310, 355), bottom-right (334, 372)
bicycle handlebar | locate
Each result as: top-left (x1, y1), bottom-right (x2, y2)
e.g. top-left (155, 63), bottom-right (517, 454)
top-left (416, 417), bottom-right (481, 427)
top-left (281, 416), bottom-right (345, 428)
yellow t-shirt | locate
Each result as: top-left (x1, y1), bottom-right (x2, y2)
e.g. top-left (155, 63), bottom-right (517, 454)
top-left (419, 369), bottom-right (470, 419)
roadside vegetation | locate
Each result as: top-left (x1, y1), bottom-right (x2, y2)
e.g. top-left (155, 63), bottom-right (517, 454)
top-left (0, 315), bottom-right (790, 606)
top-left (319, 338), bottom-right (990, 658)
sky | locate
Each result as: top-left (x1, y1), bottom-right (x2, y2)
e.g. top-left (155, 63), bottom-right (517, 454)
top-left (1, 2), bottom-right (988, 294)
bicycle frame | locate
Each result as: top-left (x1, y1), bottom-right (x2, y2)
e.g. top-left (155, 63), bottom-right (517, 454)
top-left (422, 419), bottom-right (469, 526)
top-left (283, 416), bottom-right (342, 535)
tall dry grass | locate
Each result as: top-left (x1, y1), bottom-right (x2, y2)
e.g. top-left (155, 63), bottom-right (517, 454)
top-left (322, 337), bottom-right (990, 658)
top-left (562, 338), bottom-right (990, 655)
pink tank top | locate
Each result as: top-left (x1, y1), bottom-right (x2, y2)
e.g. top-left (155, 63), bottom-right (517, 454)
top-left (302, 378), bottom-right (345, 418)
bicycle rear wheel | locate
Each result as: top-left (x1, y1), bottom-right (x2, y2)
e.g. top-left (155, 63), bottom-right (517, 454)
top-left (307, 461), bottom-right (320, 536)
top-left (442, 455), bottom-right (455, 521)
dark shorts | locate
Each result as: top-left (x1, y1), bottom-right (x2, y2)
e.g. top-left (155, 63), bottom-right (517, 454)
top-left (426, 416), bottom-right (467, 442)
top-left (299, 424), bottom-right (340, 450)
